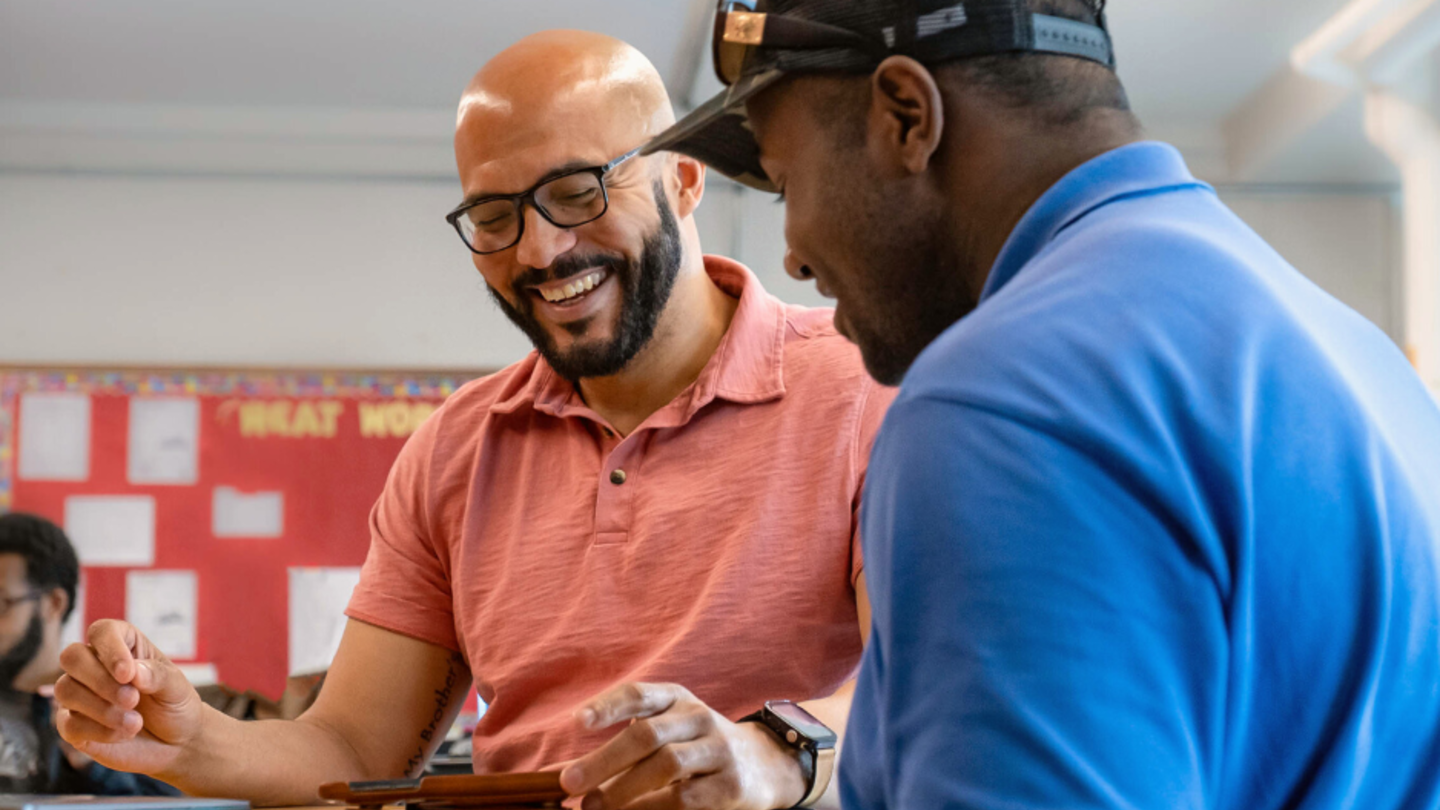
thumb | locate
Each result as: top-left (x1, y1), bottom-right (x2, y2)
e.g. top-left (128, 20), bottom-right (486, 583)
top-left (131, 659), bottom-right (194, 703)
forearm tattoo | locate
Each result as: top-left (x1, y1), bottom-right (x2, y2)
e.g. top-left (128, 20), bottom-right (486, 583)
top-left (407, 652), bottom-right (464, 775)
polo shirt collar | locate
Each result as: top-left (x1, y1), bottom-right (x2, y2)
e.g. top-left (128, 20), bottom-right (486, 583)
top-left (981, 141), bottom-right (1212, 304)
top-left (492, 255), bottom-right (787, 425)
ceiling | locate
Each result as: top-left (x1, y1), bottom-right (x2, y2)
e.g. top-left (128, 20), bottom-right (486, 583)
top-left (0, 0), bottom-right (1399, 186)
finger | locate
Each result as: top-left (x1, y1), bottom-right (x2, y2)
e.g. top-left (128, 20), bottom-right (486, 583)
top-left (55, 706), bottom-right (144, 746)
top-left (53, 674), bottom-right (142, 731)
top-left (581, 739), bottom-right (721, 810)
top-left (59, 644), bottom-right (141, 708)
top-left (86, 620), bottom-right (142, 684)
top-left (561, 707), bottom-right (713, 796)
top-left (577, 683), bottom-right (690, 730)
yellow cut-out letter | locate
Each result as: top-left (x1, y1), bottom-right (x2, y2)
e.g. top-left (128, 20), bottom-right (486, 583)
top-left (384, 402), bottom-right (412, 437)
top-left (319, 401), bottom-right (344, 438)
top-left (267, 401), bottom-right (294, 438)
top-left (292, 402), bottom-right (322, 437)
top-left (239, 402), bottom-right (268, 437)
top-left (358, 402), bottom-right (388, 438)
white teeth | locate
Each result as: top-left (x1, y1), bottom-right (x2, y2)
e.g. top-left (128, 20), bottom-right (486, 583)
top-left (540, 271), bottom-right (605, 303)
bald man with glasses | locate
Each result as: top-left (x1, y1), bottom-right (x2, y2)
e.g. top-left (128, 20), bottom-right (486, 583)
top-left (54, 30), bottom-right (891, 810)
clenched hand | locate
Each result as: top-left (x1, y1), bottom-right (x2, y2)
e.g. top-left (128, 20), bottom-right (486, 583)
top-left (53, 619), bottom-right (207, 778)
top-left (559, 682), bottom-right (805, 810)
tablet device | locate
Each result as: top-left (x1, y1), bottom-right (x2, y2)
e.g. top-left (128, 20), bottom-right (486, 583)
top-left (318, 773), bottom-right (565, 808)
top-left (0, 797), bottom-right (248, 810)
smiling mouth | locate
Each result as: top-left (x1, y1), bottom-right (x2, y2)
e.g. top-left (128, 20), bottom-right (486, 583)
top-left (531, 269), bottom-right (609, 305)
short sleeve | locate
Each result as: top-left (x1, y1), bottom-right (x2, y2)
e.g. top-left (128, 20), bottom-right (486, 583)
top-left (849, 379), bottom-right (898, 586)
top-left (843, 393), bottom-right (1227, 809)
top-left (345, 408), bottom-right (460, 652)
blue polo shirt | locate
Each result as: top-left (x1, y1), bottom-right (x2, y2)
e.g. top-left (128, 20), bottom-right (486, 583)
top-left (842, 142), bottom-right (1440, 809)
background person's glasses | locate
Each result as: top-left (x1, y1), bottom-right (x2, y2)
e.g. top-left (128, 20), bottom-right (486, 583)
top-left (0, 592), bottom-right (41, 616)
top-left (446, 148), bottom-right (642, 255)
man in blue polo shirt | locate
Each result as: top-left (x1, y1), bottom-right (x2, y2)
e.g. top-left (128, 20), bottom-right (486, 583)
top-left (647, 0), bottom-right (1440, 807)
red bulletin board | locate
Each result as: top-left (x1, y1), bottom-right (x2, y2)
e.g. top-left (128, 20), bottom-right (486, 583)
top-left (0, 368), bottom-right (481, 698)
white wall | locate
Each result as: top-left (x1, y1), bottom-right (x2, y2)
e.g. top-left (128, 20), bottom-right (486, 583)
top-left (0, 171), bottom-right (1400, 371)
top-left (1220, 189), bottom-right (1400, 339)
top-left (0, 172), bottom-right (532, 370)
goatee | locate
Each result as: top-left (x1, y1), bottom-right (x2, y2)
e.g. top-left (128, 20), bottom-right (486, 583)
top-left (487, 179), bottom-right (684, 381)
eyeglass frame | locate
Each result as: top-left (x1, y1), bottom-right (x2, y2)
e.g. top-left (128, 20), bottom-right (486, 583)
top-left (0, 591), bottom-right (42, 616)
top-left (445, 147), bottom-right (644, 256)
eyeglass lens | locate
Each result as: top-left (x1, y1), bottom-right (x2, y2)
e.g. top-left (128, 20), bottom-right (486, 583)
top-left (0, 593), bottom-right (38, 614)
top-left (457, 171), bottom-right (608, 253)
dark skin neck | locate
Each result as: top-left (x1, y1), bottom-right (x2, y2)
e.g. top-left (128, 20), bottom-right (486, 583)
top-left (939, 102), bottom-right (1143, 295)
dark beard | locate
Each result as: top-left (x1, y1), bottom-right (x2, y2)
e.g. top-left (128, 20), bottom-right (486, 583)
top-left (0, 612), bottom-right (43, 693)
top-left (487, 179), bottom-right (684, 381)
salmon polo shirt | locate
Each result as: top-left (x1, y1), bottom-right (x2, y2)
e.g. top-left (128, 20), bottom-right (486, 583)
top-left (346, 256), bottom-right (894, 773)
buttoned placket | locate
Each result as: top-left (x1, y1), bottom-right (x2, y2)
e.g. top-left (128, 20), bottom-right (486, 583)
top-left (593, 423), bottom-right (643, 546)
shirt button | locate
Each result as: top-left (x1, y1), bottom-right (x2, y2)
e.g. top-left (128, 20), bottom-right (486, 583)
top-left (610, 469), bottom-right (627, 485)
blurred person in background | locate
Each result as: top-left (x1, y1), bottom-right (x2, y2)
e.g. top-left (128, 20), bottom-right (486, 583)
top-left (0, 512), bottom-right (178, 796)
top-left (649, 0), bottom-right (1440, 806)
top-left (54, 29), bottom-right (891, 810)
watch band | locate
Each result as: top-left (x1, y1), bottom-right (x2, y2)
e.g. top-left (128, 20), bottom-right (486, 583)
top-left (738, 706), bottom-right (835, 809)
top-left (802, 746), bottom-right (836, 808)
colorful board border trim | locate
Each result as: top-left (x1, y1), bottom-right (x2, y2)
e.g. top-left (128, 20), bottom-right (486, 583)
top-left (0, 368), bottom-right (482, 513)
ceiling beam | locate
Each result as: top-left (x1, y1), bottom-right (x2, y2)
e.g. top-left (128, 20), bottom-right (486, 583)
top-left (1220, 0), bottom-right (1440, 182)
top-left (1222, 66), bottom-right (1353, 181)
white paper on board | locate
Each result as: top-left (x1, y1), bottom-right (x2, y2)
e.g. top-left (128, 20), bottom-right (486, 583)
top-left (212, 487), bottom-right (284, 538)
top-left (288, 567), bottom-right (362, 676)
top-left (176, 663), bottom-right (220, 687)
top-left (126, 570), bottom-right (198, 660)
top-left (60, 574), bottom-right (85, 649)
top-left (64, 495), bottom-right (156, 567)
top-left (128, 397), bottom-right (200, 485)
top-left (18, 393), bottom-right (91, 481)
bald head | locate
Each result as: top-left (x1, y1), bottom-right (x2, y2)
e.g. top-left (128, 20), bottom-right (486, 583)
top-left (455, 30), bottom-right (674, 178)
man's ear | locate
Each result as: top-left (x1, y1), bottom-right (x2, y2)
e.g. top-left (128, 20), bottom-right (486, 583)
top-left (41, 587), bottom-right (68, 624)
top-left (868, 56), bottom-right (945, 177)
top-left (669, 154), bottom-right (707, 219)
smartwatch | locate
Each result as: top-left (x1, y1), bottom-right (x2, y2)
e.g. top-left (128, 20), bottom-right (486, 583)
top-left (739, 701), bottom-right (837, 808)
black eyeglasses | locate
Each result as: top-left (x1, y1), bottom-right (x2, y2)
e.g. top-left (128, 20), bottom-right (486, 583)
top-left (446, 147), bottom-right (643, 256)
top-left (0, 592), bottom-right (41, 616)
top-left (712, 0), bottom-right (888, 86)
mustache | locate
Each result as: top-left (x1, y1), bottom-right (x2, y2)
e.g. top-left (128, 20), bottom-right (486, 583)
top-left (512, 252), bottom-right (625, 290)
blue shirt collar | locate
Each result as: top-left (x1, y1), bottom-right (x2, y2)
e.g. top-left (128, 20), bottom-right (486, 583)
top-left (980, 141), bottom-right (1212, 303)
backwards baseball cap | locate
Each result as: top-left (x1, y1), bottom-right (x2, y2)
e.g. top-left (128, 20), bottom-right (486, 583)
top-left (643, 0), bottom-right (1115, 192)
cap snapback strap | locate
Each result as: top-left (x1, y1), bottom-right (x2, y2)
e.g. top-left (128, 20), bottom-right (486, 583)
top-left (1031, 13), bottom-right (1114, 66)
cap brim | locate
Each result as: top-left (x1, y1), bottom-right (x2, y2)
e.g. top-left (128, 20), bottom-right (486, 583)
top-left (642, 70), bottom-right (785, 193)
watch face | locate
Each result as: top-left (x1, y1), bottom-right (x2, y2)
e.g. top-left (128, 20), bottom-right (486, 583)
top-left (768, 701), bottom-right (838, 747)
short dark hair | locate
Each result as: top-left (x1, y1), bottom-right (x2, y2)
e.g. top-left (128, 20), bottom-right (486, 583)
top-left (0, 513), bottom-right (80, 622)
top-left (946, 0), bottom-right (1131, 124)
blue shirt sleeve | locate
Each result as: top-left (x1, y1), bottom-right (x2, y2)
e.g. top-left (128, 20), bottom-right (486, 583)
top-left (847, 393), bottom-right (1230, 809)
